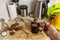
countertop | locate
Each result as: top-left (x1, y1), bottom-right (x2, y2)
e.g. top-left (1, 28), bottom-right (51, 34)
top-left (0, 16), bottom-right (51, 40)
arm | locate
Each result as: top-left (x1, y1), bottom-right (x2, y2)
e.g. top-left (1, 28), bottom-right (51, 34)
top-left (41, 23), bottom-right (60, 40)
top-left (48, 28), bottom-right (60, 40)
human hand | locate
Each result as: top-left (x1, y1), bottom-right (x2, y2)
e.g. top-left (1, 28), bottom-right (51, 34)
top-left (40, 22), bottom-right (57, 37)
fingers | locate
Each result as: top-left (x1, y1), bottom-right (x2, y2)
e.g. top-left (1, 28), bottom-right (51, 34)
top-left (39, 22), bottom-right (49, 29)
top-left (39, 22), bottom-right (57, 32)
top-left (39, 22), bottom-right (46, 28)
top-left (39, 22), bottom-right (58, 37)
top-left (39, 22), bottom-right (55, 32)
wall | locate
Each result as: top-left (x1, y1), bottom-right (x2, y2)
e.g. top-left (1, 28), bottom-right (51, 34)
top-left (0, 0), bottom-right (36, 22)
top-left (0, 0), bottom-right (60, 22)
top-left (19, 0), bottom-right (36, 12)
top-left (0, 0), bottom-right (9, 22)
top-left (48, 0), bottom-right (60, 7)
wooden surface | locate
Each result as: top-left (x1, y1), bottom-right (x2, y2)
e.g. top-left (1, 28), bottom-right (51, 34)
top-left (0, 16), bottom-right (51, 40)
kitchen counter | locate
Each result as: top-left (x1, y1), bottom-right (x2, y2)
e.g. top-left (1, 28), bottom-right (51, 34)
top-left (0, 16), bottom-right (51, 40)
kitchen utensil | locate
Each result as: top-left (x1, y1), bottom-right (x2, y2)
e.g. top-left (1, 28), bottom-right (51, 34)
top-left (34, 1), bottom-right (44, 19)
top-left (17, 26), bottom-right (28, 34)
top-left (34, 0), bottom-right (49, 19)
top-left (20, 5), bottom-right (28, 17)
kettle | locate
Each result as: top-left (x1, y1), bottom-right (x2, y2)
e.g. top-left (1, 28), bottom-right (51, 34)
top-left (34, 0), bottom-right (49, 19)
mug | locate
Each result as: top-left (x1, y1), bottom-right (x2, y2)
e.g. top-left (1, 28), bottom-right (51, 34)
top-left (31, 22), bottom-right (41, 34)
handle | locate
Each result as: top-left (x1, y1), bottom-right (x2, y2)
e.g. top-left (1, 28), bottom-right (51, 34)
top-left (21, 29), bottom-right (28, 34)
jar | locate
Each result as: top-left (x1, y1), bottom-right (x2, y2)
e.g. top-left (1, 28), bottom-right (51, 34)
top-left (20, 5), bottom-right (28, 17)
top-left (1, 18), bottom-right (9, 31)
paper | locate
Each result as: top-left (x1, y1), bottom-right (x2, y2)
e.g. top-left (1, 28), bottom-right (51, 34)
top-left (7, 2), bottom-right (17, 19)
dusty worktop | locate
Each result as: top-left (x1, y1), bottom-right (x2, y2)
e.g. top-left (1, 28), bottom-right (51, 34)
top-left (0, 16), bottom-right (51, 40)
top-left (0, 31), bottom-right (50, 40)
